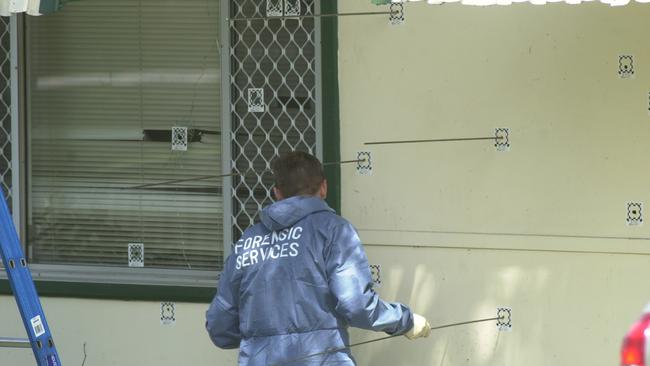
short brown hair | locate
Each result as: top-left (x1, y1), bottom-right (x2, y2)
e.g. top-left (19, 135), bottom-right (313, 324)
top-left (271, 151), bottom-right (325, 198)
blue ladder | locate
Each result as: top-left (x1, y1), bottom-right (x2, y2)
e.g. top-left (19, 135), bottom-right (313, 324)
top-left (0, 193), bottom-right (62, 366)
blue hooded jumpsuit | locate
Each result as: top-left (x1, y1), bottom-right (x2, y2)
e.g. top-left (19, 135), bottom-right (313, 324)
top-left (206, 196), bottom-right (413, 365)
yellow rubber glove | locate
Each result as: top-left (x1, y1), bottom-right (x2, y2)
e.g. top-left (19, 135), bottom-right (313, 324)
top-left (405, 313), bottom-right (431, 340)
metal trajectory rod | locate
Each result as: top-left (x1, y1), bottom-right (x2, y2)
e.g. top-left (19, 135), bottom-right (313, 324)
top-left (228, 11), bottom-right (394, 22)
top-left (270, 316), bottom-right (502, 366)
top-left (128, 172), bottom-right (240, 190)
top-left (365, 136), bottom-right (501, 146)
top-left (127, 159), bottom-right (366, 190)
top-left (322, 158), bottom-right (366, 166)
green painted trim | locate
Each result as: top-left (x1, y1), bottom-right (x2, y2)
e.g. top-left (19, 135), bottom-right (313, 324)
top-left (0, 279), bottom-right (215, 303)
top-left (321, 0), bottom-right (341, 215)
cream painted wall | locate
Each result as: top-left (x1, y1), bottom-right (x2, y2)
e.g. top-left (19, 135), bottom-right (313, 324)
top-left (3, 2), bottom-right (650, 366)
top-left (339, 1), bottom-right (650, 365)
top-left (0, 296), bottom-right (235, 365)
top-left (350, 247), bottom-right (650, 366)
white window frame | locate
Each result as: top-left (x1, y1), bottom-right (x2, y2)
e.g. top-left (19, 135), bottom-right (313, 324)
top-left (220, 0), bottom-right (233, 260)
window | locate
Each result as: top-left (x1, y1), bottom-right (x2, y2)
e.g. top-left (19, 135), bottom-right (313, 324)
top-left (26, 0), bottom-right (223, 272)
top-left (2, 0), bottom-right (326, 294)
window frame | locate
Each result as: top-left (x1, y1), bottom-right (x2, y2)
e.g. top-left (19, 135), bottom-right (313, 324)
top-left (220, 0), bottom-right (233, 261)
top-left (0, 0), bottom-right (340, 302)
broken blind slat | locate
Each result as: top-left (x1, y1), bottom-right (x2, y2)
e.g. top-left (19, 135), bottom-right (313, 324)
top-left (27, 0), bottom-right (223, 271)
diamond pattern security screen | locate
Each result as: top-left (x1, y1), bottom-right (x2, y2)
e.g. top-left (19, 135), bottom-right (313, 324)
top-left (229, 0), bottom-right (320, 240)
top-left (0, 17), bottom-right (11, 209)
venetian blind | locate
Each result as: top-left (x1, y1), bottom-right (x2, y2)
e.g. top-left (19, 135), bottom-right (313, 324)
top-left (27, 0), bottom-right (223, 270)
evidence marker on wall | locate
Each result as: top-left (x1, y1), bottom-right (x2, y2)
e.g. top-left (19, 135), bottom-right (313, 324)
top-left (161, 302), bottom-right (176, 326)
top-left (496, 307), bottom-right (512, 331)
top-left (626, 202), bottom-right (643, 226)
top-left (494, 128), bottom-right (510, 152)
top-left (618, 55), bottom-right (635, 79)
top-left (389, 3), bottom-right (405, 25)
top-left (356, 151), bottom-right (373, 175)
top-left (369, 264), bottom-right (382, 288)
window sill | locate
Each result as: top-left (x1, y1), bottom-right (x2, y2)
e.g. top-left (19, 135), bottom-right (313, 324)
top-left (0, 264), bottom-right (218, 302)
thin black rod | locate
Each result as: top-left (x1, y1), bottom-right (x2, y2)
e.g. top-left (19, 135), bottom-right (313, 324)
top-left (322, 158), bottom-right (366, 166)
top-left (128, 172), bottom-right (239, 190)
top-left (270, 316), bottom-right (501, 366)
top-left (429, 316), bottom-right (501, 330)
top-left (359, 227), bottom-right (650, 243)
top-left (228, 11), bottom-right (393, 22)
top-left (126, 159), bottom-right (360, 190)
top-left (365, 136), bottom-right (499, 146)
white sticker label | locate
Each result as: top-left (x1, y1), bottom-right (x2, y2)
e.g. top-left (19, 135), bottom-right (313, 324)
top-left (618, 55), bottom-right (635, 79)
top-left (495, 128), bottom-right (510, 152)
top-left (356, 151), bottom-right (373, 176)
top-left (161, 302), bottom-right (176, 326)
top-left (626, 202), bottom-right (643, 226)
top-left (30, 315), bottom-right (45, 337)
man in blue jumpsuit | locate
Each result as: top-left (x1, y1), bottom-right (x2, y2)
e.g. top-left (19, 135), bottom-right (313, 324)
top-left (206, 151), bottom-right (431, 365)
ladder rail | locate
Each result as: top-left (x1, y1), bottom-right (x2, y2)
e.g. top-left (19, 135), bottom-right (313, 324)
top-left (0, 194), bottom-right (62, 365)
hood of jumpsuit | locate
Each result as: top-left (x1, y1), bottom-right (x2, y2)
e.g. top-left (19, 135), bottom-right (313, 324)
top-left (259, 195), bottom-right (333, 231)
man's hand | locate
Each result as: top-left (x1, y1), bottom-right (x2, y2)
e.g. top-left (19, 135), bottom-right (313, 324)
top-left (404, 313), bottom-right (431, 340)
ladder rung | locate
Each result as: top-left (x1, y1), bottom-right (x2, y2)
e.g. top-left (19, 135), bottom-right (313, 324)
top-left (0, 337), bottom-right (31, 348)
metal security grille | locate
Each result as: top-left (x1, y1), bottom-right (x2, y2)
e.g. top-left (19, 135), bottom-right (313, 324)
top-left (229, 0), bottom-right (319, 239)
top-left (0, 17), bottom-right (11, 208)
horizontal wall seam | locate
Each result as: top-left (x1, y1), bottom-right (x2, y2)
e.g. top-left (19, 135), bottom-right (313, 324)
top-left (363, 242), bottom-right (650, 256)
top-left (358, 228), bottom-right (650, 255)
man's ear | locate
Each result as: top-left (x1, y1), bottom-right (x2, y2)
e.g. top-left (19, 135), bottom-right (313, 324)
top-left (319, 179), bottom-right (328, 199)
top-left (273, 186), bottom-right (284, 200)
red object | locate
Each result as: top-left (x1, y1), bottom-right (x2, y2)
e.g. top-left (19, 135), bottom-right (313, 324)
top-left (621, 313), bottom-right (650, 366)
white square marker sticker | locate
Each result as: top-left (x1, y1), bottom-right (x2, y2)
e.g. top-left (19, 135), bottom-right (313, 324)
top-left (31, 315), bottom-right (45, 337)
